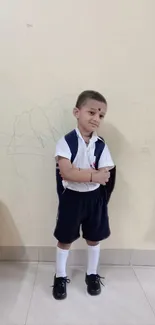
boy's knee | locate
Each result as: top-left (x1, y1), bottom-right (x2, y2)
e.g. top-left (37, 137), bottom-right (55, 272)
top-left (86, 240), bottom-right (100, 246)
top-left (58, 242), bottom-right (71, 250)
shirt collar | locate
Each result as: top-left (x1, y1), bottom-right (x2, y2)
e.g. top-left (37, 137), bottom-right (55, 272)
top-left (75, 127), bottom-right (100, 143)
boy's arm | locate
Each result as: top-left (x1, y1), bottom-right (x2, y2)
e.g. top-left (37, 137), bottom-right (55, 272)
top-left (71, 164), bottom-right (97, 173)
top-left (58, 157), bottom-right (110, 185)
top-left (55, 137), bottom-right (110, 184)
top-left (72, 165), bottom-right (112, 173)
top-left (58, 157), bottom-right (94, 182)
top-left (55, 137), bottom-right (95, 182)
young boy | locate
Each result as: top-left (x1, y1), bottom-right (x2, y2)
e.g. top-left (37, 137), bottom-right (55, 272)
top-left (53, 90), bottom-right (114, 300)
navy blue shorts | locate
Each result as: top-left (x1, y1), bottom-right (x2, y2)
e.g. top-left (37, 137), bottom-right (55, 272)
top-left (54, 187), bottom-right (110, 244)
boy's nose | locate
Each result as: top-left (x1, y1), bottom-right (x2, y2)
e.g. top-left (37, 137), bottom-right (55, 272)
top-left (93, 114), bottom-right (100, 123)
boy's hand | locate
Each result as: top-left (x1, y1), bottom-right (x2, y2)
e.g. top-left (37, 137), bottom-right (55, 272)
top-left (93, 168), bottom-right (110, 185)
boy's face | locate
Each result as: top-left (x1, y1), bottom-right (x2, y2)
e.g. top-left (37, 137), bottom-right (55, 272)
top-left (74, 99), bottom-right (107, 134)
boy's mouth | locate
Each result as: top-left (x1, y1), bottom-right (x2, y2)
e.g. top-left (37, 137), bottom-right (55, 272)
top-left (90, 123), bottom-right (98, 128)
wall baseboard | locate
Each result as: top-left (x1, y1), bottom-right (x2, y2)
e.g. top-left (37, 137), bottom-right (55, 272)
top-left (0, 246), bottom-right (155, 266)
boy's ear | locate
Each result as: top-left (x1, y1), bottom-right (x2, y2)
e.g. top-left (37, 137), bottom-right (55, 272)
top-left (73, 107), bottom-right (80, 118)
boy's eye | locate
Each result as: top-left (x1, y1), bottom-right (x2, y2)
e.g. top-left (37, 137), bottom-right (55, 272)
top-left (89, 111), bottom-right (95, 116)
top-left (100, 115), bottom-right (104, 119)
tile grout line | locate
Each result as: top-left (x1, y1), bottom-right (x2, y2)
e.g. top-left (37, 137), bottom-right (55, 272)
top-left (132, 265), bottom-right (155, 319)
top-left (24, 261), bottom-right (39, 325)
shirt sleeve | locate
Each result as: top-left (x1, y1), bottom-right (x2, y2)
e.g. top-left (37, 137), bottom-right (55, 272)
top-left (98, 143), bottom-right (114, 169)
top-left (55, 137), bottom-right (71, 160)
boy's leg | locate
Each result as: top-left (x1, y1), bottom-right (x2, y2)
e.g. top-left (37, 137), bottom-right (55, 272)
top-left (53, 190), bottom-right (81, 299)
top-left (56, 242), bottom-right (71, 278)
top-left (53, 242), bottom-right (71, 300)
top-left (86, 240), bottom-right (100, 275)
top-left (85, 240), bottom-right (103, 296)
top-left (82, 188), bottom-right (110, 296)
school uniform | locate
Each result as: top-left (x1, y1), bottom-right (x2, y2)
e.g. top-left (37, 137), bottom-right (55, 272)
top-left (54, 128), bottom-right (114, 244)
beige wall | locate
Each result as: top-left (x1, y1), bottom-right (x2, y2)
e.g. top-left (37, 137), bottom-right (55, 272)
top-left (0, 0), bottom-right (155, 250)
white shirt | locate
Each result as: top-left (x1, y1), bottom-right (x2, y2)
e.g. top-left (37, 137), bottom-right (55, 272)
top-left (55, 128), bottom-right (114, 192)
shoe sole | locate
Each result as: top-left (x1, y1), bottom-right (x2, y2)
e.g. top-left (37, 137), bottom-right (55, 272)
top-left (87, 288), bottom-right (101, 296)
top-left (53, 292), bottom-right (67, 300)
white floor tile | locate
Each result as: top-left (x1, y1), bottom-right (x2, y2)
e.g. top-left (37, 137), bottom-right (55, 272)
top-left (0, 262), bottom-right (37, 325)
top-left (134, 267), bottom-right (155, 315)
top-left (26, 264), bottom-right (155, 325)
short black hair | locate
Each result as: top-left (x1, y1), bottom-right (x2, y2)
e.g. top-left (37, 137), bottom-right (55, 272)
top-left (76, 90), bottom-right (107, 108)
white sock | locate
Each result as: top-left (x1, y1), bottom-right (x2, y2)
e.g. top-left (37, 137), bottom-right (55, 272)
top-left (56, 247), bottom-right (69, 278)
top-left (87, 244), bottom-right (100, 275)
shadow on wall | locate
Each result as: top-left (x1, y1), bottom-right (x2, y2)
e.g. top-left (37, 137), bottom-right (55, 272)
top-left (101, 122), bottom-right (126, 159)
top-left (0, 204), bottom-right (30, 323)
top-left (0, 201), bottom-right (26, 260)
top-left (100, 122), bottom-right (133, 243)
top-left (145, 201), bottom-right (155, 245)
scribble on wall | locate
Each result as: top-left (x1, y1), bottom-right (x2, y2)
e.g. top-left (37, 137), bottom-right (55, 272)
top-left (0, 95), bottom-right (75, 179)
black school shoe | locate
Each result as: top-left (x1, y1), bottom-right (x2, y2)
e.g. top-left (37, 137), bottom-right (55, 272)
top-left (52, 275), bottom-right (70, 300)
top-left (85, 274), bottom-right (104, 296)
